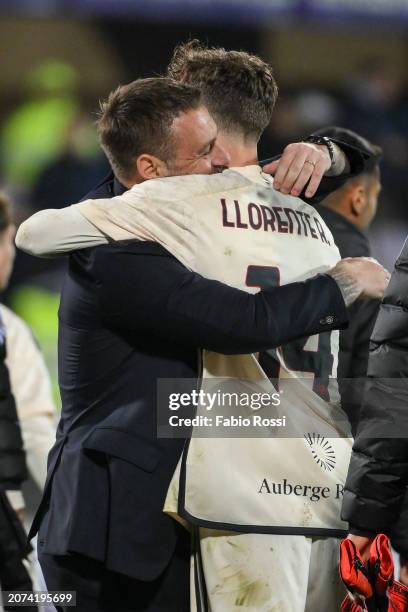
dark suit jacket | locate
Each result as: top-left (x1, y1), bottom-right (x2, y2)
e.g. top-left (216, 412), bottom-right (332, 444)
top-left (315, 206), bottom-right (381, 437)
top-left (315, 206), bottom-right (380, 381)
top-left (30, 174), bottom-right (349, 581)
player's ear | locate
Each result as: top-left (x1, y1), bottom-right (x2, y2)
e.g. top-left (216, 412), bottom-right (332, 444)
top-left (350, 183), bottom-right (367, 218)
top-left (136, 154), bottom-right (168, 180)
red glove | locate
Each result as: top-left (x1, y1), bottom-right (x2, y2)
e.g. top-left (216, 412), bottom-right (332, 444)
top-left (340, 534), bottom-right (402, 611)
top-left (388, 580), bottom-right (408, 612)
top-left (370, 534), bottom-right (394, 598)
top-left (341, 581), bottom-right (408, 612)
top-left (341, 598), bottom-right (365, 612)
top-left (340, 538), bottom-right (373, 603)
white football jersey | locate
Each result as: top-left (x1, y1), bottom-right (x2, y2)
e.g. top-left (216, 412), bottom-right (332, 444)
top-left (78, 165), bottom-right (352, 534)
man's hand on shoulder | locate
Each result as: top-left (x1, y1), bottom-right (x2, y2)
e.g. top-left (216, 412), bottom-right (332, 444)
top-left (328, 257), bottom-right (390, 306)
top-left (263, 140), bottom-right (346, 198)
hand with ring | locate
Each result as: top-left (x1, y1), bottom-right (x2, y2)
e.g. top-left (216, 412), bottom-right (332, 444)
top-left (262, 142), bottom-right (332, 198)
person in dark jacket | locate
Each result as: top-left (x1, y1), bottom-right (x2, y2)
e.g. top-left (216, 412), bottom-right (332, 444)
top-left (342, 236), bottom-right (408, 580)
top-left (314, 127), bottom-right (382, 378)
top-left (0, 220), bottom-right (35, 609)
top-left (313, 126), bottom-right (383, 432)
top-left (22, 76), bottom-right (390, 612)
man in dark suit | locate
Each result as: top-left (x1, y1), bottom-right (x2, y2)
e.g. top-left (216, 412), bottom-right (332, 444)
top-left (313, 127), bottom-right (383, 435)
top-left (23, 77), bottom-right (388, 612)
top-left (313, 127), bottom-right (382, 381)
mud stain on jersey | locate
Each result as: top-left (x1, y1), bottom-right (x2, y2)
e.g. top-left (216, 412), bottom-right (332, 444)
top-left (211, 566), bottom-right (272, 608)
top-left (302, 500), bottom-right (313, 527)
top-left (194, 448), bottom-right (204, 462)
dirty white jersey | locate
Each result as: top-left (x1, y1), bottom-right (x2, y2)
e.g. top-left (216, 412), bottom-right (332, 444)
top-left (76, 165), bottom-right (351, 535)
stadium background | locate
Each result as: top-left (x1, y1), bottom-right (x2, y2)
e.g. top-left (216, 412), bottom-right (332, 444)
top-left (0, 0), bottom-right (407, 406)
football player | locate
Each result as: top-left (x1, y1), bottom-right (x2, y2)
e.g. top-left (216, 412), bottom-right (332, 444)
top-left (17, 46), bottom-right (388, 611)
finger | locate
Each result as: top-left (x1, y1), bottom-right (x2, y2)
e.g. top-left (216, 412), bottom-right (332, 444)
top-left (276, 151), bottom-right (309, 194)
top-left (305, 159), bottom-right (327, 198)
top-left (288, 162), bottom-right (315, 196)
top-left (272, 147), bottom-right (300, 190)
top-left (262, 160), bottom-right (280, 175)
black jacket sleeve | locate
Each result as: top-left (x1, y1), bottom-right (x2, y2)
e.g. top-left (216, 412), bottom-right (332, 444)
top-left (93, 241), bottom-right (348, 354)
top-left (342, 237), bottom-right (408, 553)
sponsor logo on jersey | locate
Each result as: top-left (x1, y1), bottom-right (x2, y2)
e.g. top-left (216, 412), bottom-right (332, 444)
top-left (304, 433), bottom-right (336, 472)
top-left (258, 477), bottom-right (344, 502)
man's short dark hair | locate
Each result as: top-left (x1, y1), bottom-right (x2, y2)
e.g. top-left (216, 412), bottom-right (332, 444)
top-left (0, 194), bottom-right (12, 233)
top-left (167, 40), bottom-right (278, 143)
top-left (97, 77), bottom-right (202, 182)
top-left (313, 126), bottom-right (382, 176)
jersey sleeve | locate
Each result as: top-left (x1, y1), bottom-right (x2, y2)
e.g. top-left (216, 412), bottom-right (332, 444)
top-left (77, 185), bottom-right (197, 270)
top-left (15, 205), bottom-right (109, 257)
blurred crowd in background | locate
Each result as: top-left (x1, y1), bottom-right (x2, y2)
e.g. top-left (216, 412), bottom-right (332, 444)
top-left (0, 4), bottom-right (407, 407)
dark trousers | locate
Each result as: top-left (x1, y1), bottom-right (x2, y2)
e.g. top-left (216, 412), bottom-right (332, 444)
top-left (38, 528), bottom-right (190, 612)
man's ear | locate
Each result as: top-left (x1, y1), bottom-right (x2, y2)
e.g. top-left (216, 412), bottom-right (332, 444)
top-left (350, 183), bottom-right (367, 218)
top-left (136, 154), bottom-right (168, 180)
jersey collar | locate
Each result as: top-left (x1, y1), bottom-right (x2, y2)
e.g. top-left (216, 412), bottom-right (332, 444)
top-left (231, 164), bottom-right (274, 187)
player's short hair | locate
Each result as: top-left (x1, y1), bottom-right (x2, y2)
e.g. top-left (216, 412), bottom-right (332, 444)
top-left (167, 40), bottom-right (278, 143)
top-left (313, 126), bottom-right (382, 176)
top-left (0, 193), bottom-right (13, 233)
top-left (97, 77), bottom-right (202, 182)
